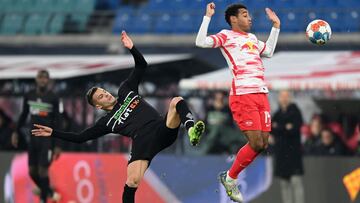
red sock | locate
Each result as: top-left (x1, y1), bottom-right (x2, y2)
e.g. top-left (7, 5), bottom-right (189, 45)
top-left (228, 143), bottom-right (259, 179)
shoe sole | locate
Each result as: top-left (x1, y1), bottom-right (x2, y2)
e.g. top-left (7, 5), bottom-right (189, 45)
top-left (190, 121), bottom-right (205, 146)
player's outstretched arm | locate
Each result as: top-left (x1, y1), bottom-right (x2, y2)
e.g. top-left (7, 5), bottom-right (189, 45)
top-left (121, 31), bottom-right (147, 90)
top-left (32, 124), bottom-right (109, 143)
top-left (260, 8), bottom-right (280, 57)
top-left (195, 2), bottom-right (217, 48)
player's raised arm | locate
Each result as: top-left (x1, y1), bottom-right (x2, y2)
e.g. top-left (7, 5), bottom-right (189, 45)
top-left (121, 31), bottom-right (148, 90)
top-left (259, 8), bottom-right (280, 58)
top-left (195, 2), bottom-right (218, 48)
top-left (32, 124), bottom-right (110, 143)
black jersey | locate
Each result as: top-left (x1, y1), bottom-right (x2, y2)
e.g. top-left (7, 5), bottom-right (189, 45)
top-left (52, 46), bottom-right (162, 143)
top-left (17, 89), bottom-right (59, 134)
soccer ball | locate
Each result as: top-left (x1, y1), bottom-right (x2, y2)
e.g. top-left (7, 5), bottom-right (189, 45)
top-left (306, 19), bottom-right (332, 45)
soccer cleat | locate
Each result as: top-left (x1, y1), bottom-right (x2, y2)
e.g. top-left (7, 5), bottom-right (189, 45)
top-left (50, 191), bottom-right (61, 202)
top-left (32, 186), bottom-right (41, 196)
top-left (218, 171), bottom-right (243, 202)
top-left (188, 120), bottom-right (205, 146)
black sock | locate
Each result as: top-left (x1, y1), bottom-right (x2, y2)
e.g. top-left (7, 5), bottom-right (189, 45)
top-left (175, 99), bottom-right (195, 131)
top-left (123, 184), bottom-right (137, 203)
top-left (39, 176), bottom-right (52, 201)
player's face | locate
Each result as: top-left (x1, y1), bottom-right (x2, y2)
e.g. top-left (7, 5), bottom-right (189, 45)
top-left (233, 8), bottom-right (252, 32)
top-left (36, 73), bottom-right (49, 89)
top-left (92, 88), bottom-right (116, 110)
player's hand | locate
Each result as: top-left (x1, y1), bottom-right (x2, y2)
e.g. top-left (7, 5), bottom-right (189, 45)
top-left (265, 8), bottom-right (280, 28)
top-left (11, 132), bottom-right (18, 148)
top-left (53, 147), bottom-right (61, 160)
top-left (31, 124), bottom-right (53, 137)
top-left (206, 2), bottom-right (215, 17)
top-left (121, 31), bottom-right (134, 49)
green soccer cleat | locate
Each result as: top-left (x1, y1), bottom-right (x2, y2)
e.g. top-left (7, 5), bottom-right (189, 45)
top-left (188, 120), bottom-right (205, 146)
top-left (218, 171), bottom-right (243, 202)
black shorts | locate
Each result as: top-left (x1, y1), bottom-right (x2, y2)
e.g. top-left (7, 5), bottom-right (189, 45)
top-left (129, 117), bottom-right (179, 165)
top-left (28, 136), bottom-right (53, 167)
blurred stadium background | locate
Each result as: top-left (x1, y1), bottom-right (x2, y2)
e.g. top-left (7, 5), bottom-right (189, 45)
top-left (0, 0), bottom-right (359, 202)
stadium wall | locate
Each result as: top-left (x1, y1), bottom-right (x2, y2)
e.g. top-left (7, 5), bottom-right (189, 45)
top-left (0, 153), bottom-right (359, 203)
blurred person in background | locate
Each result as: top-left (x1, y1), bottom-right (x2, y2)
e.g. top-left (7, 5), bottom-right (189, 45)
top-left (0, 109), bottom-right (14, 150)
top-left (32, 31), bottom-right (205, 203)
top-left (317, 128), bottom-right (347, 156)
top-left (11, 70), bottom-right (61, 203)
top-left (271, 90), bottom-right (304, 203)
top-left (202, 91), bottom-right (242, 154)
top-left (196, 2), bottom-right (280, 202)
top-left (304, 115), bottom-right (323, 155)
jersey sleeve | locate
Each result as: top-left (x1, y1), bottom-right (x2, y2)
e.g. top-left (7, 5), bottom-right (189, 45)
top-left (16, 94), bottom-right (29, 132)
top-left (196, 16), bottom-right (228, 48)
top-left (258, 40), bottom-right (267, 55)
top-left (52, 122), bottom-right (110, 143)
top-left (122, 46), bottom-right (148, 93)
top-left (259, 27), bottom-right (280, 57)
top-left (208, 30), bottom-right (228, 48)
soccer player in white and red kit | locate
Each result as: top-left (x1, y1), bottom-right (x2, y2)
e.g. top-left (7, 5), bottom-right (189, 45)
top-left (196, 2), bottom-right (280, 202)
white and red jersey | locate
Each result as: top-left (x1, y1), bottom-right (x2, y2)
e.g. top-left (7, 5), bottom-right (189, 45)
top-left (196, 16), bottom-right (280, 95)
top-left (210, 29), bottom-right (268, 95)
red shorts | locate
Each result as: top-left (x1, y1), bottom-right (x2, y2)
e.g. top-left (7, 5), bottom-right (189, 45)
top-left (229, 93), bottom-right (271, 132)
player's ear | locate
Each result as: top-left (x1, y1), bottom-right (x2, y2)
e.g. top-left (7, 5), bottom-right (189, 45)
top-left (95, 104), bottom-right (103, 110)
top-left (230, 16), bottom-right (237, 24)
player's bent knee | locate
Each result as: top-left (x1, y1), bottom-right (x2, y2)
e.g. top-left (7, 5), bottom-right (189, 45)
top-left (126, 175), bottom-right (142, 188)
top-left (250, 140), bottom-right (266, 152)
top-left (170, 96), bottom-right (183, 109)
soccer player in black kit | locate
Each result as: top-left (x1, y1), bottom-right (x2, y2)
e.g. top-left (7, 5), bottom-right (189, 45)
top-left (32, 31), bottom-right (205, 203)
top-left (12, 69), bottom-right (61, 203)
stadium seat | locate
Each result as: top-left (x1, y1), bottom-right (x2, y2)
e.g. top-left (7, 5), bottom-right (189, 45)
top-left (280, 10), bottom-right (305, 32)
top-left (318, 10), bottom-right (342, 32)
top-left (0, 0), bottom-right (14, 12)
top-left (126, 13), bottom-right (152, 33)
top-left (13, 0), bottom-right (35, 12)
top-left (338, 0), bottom-right (360, 8)
top-left (314, 0), bottom-right (338, 8)
top-left (56, 0), bottom-right (76, 13)
top-left (343, 10), bottom-right (360, 32)
top-left (173, 13), bottom-right (202, 33)
top-left (70, 14), bottom-right (89, 32)
top-left (252, 10), bottom-right (272, 33)
top-left (273, 0), bottom-right (294, 8)
top-left (33, 0), bottom-right (57, 13)
top-left (23, 13), bottom-right (50, 35)
top-left (112, 11), bottom-right (132, 33)
top-left (153, 13), bottom-right (174, 33)
top-left (47, 14), bottom-right (65, 34)
top-left (74, 0), bottom-right (96, 13)
top-left (0, 14), bottom-right (24, 35)
top-left (188, 0), bottom-right (207, 9)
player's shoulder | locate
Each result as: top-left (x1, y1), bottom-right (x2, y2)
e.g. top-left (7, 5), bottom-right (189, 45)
top-left (218, 29), bottom-right (231, 35)
top-left (248, 32), bottom-right (258, 39)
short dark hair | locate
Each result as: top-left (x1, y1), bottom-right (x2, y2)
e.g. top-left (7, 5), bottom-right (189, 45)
top-left (225, 4), bottom-right (247, 26)
top-left (86, 87), bottom-right (98, 106)
top-left (37, 69), bottom-right (50, 78)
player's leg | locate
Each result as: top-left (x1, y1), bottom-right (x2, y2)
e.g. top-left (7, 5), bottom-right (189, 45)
top-left (28, 139), bottom-right (42, 195)
top-left (167, 96), bottom-right (205, 145)
top-left (280, 178), bottom-right (292, 203)
top-left (123, 160), bottom-right (149, 203)
top-left (38, 141), bottom-right (61, 203)
top-left (219, 94), bottom-right (264, 202)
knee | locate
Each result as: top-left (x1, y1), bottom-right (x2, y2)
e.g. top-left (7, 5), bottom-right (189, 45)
top-left (169, 96), bottom-right (183, 110)
top-left (249, 139), bottom-right (267, 152)
top-left (126, 175), bottom-right (142, 188)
